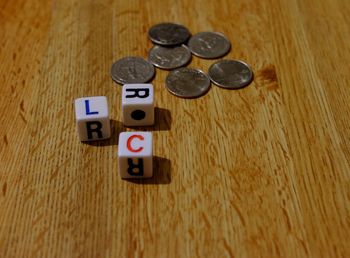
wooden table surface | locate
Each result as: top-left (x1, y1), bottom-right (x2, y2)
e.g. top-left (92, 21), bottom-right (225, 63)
top-left (1, 0), bottom-right (350, 257)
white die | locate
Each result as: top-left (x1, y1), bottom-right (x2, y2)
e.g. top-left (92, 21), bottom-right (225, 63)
top-left (118, 132), bottom-right (153, 178)
top-left (122, 84), bottom-right (154, 126)
top-left (74, 96), bottom-right (111, 141)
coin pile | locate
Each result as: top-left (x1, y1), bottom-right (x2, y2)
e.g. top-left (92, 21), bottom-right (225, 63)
top-left (111, 22), bottom-right (254, 98)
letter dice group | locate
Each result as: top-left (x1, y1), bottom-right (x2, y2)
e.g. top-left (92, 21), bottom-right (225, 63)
top-left (74, 84), bottom-right (154, 179)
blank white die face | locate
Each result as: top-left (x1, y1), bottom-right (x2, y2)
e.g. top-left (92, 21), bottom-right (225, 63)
top-left (122, 84), bottom-right (154, 126)
top-left (118, 132), bottom-right (153, 178)
top-left (74, 96), bottom-right (111, 141)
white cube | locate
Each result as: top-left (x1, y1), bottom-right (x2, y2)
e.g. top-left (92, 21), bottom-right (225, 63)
top-left (122, 84), bottom-right (154, 126)
top-left (74, 96), bottom-right (111, 141)
top-left (118, 132), bottom-right (153, 178)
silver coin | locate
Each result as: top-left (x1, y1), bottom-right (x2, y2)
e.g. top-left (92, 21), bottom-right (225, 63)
top-left (208, 59), bottom-right (253, 89)
top-left (165, 67), bottom-right (211, 98)
top-left (148, 45), bottom-right (192, 70)
top-left (110, 56), bottom-right (155, 84)
top-left (187, 32), bottom-right (231, 59)
top-left (148, 23), bottom-right (191, 46)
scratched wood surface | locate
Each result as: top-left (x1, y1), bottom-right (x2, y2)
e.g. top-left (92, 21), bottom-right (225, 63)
top-left (1, 0), bottom-right (350, 257)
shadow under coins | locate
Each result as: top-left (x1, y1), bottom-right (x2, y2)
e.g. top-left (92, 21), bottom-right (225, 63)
top-left (125, 156), bottom-right (171, 185)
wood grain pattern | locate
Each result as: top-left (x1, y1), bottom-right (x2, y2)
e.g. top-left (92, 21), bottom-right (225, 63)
top-left (0, 0), bottom-right (350, 257)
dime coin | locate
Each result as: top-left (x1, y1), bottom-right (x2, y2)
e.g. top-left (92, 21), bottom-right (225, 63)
top-left (188, 32), bottom-right (231, 59)
top-left (110, 56), bottom-right (155, 84)
top-left (148, 23), bottom-right (191, 46)
top-left (208, 59), bottom-right (253, 89)
top-left (148, 45), bottom-right (192, 70)
top-left (165, 67), bottom-right (211, 98)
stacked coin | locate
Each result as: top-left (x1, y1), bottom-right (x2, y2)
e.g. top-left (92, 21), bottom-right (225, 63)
top-left (110, 56), bottom-right (155, 85)
top-left (147, 23), bottom-right (210, 98)
top-left (110, 22), bottom-right (254, 98)
top-left (147, 23), bottom-right (192, 70)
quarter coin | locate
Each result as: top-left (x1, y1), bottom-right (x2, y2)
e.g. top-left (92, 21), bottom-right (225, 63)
top-left (165, 67), bottom-right (211, 98)
top-left (148, 45), bottom-right (192, 70)
top-left (188, 32), bottom-right (231, 59)
top-left (208, 59), bottom-right (253, 89)
top-left (110, 56), bottom-right (155, 84)
top-left (148, 23), bottom-right (191, 46)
